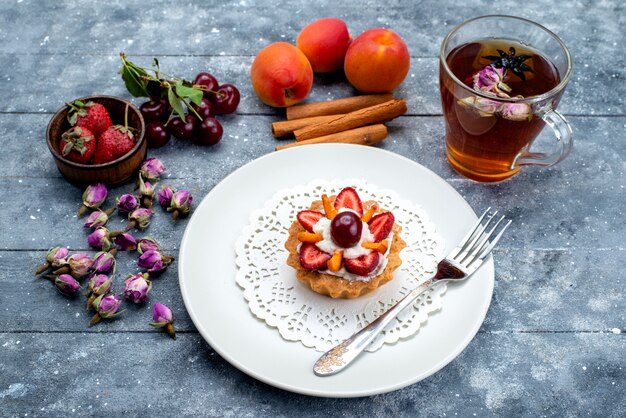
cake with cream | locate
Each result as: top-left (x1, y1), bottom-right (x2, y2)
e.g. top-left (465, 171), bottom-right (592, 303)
top-left (285, 186), bottom-right (406, 298)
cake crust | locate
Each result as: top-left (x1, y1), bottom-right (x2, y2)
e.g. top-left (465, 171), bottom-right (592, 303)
top-left (285, 198), bottom-right (406, 299)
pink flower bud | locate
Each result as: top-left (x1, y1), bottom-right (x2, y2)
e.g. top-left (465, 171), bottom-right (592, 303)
top-left (157, 185), bottom-right (174, 208)
top-left (168, 190), bottom-right (192, 220)
top-left (137, 249), bottom-right (173, 273)
top-left (89, 293), bottom-right (124, 327)
top-left (123, 273), bottom-right (152, 304)
top-left (500, 102), bottom-right (532, 121)
top-left (116, 194), bottom-right (139, 213)
top-left (150, 302), bottom-right (176, 339)
top-left (46, 247), bottom-right (69, 268)
top-left (82, 183), bottom-right (108, 209)
top-left (88, 274), bottom-right (112, 296)
top-left (127, 208), bottom-right (154, 230)
top-left (114, 233), bottom-right (137, 251)
top-left (137, 237), bottom-right (161, 254)
top-left (87, 227), bottom-right (112, 251)
top-left (67, 253), bottom-right (93, 278)
top-left (140, 158), bottom-right (166, 181)
top-left (55, 274), bottom-right (81, 297)
top-left (92, 251), bottom-right (116, 273)
top-left (83, 210), bottom-right (109, 229)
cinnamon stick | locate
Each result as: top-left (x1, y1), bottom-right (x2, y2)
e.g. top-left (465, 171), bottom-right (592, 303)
top-left (271, 114), bottom-right (342, 138)
top-left (294, 99), bottom-right (406, 142)
top-left (286, 94), bottom-right (394, 120)
top-left (275, 124), bottom-right (387, 151)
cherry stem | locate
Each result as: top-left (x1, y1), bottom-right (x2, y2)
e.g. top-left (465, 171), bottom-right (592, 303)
top-left (180, 97), bottom-right (202, 121)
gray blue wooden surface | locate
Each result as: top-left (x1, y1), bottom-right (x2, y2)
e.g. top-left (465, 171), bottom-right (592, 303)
top-left (1, 0), bottom-right (624, 416)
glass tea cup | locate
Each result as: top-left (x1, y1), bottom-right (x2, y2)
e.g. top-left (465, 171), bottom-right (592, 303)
top-left (439, 15), bottom-right (573, 182)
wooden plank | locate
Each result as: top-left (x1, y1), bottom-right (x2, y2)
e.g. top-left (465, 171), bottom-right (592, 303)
top-left (0, 332), bottom-right (623, 414)
top-left (2, 249), bottom-right (624, 332)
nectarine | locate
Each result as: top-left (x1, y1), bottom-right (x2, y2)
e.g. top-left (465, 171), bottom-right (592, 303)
top-left (296, 18), bottom-right (351, 73)
top-left (250, 42), bottom-right (313, 107)
top-left (344, 28), bottom-right (410, 93)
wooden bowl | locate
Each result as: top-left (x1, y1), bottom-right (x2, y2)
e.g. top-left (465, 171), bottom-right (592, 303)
top-left (46, 95), bottom-right (146, 187)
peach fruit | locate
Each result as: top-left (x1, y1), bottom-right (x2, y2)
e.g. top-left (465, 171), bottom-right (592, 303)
top-left (296, 18), bottom-right (351, 73)
top-left (344, 28), bottom-right (410, 93)
top-left (250, 42), bottom-right (313, 107)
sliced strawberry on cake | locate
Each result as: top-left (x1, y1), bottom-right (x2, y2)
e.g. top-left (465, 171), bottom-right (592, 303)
top-left (333, 186), bottom-right (363, 216)
top-left (368, 212), bottom-right (395, 242)
top-left (297, 210), bottom-right (324, 232)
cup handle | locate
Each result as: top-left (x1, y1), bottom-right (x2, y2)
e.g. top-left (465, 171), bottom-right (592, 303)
top-left (513, 109), bottom-right (573, 168)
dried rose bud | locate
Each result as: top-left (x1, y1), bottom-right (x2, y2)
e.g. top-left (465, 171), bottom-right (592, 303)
top-left (92, 250), bottom-right (117, 274)
top-left (157, 185), bottom-right (174, 208)
top-left (149, 302), bottom-right (176, 340)
top-left (168, 189), bottom-right (193, 220)
top-left (35, 247), bottom-right (69, 275)
top-left (87, 227), bottom-right (112, 251)
top-left (138, 175), bottom-right (156, 209)
top-left (473, 65), bottom-right (511, 98)
top-left (83, 209), bottom-right (109, 229)
top-left (86, 274), bottom-right (113, 310)
top-left (54, 274), bottom-right (81, 297)
top-left (500, 102), bottom-right (532, 121)
top-left (116, 194), bottom-right (139, 214)
top-left (80, 183), bottom-right (108, 216)
top-left (140, 157), bottom-right (166, 181)
top-left (137, 237), bottom-right (161, 254)
top-left (123, 272), bottom-right (152, 304)
top-left (126, 208), bottom-right (154, 231)
top-left (114, 233), bottom-right (137, 251)
top-left (66, 253), bottom-right (93, 278)
top-left (89, 293), bottom-right (124, 327)
top-left (137, 249), bottom-right (174, 273)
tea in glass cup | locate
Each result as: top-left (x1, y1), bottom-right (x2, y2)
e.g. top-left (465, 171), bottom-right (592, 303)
top-left (439, 16), bottom-right (573, 182)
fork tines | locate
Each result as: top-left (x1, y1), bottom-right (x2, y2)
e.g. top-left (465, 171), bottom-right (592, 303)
top-left (451, 208), bottom-right (511, 269)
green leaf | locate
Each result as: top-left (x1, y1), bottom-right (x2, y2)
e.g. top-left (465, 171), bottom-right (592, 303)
top-left (175, 84), bottom-right (203, 106)
top-left (119, 56), bottom-right (150, 98)
top-left (167, 87), bottom-right (186, 119)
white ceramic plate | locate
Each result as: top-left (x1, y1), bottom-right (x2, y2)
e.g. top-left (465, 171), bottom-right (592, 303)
top-left (179, 144), bottom-right (494, 398)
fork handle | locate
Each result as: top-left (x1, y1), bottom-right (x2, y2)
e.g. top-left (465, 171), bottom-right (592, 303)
top-left (313, 277), bottom-right (436, 376)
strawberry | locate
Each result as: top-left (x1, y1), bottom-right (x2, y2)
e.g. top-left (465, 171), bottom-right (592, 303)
top-left (334, 187), bottom-right (363, 216)
top-left (297, 210), bottom-right (324, 232)
top-left (344, 251), bottom-right (380, 276)
top-left (67, 100), bottom-right (113, 138)
top-left (299, 243), bottom-right (331, 270)
top-left (368, 212), bottom-right (394, 242)
top-left (59, 126), bottom-right (96, 164)
top-left (92, 125), bottom-right (137, 164)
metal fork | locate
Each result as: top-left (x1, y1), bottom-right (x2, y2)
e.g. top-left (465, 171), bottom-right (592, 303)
top-left (313, 208), bottom-right (511, 376)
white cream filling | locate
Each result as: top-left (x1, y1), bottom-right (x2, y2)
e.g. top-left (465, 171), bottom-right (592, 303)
top-left (305, 208), bottom-right (393, 282)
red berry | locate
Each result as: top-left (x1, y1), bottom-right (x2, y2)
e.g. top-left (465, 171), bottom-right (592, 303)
top-left (330, 211), bottom-right (362, 247)
top-left (140, 98), bottom-right (170, 122)
top-left (169, 115), bottom-right (196, 140)
top-left (59, 126), bottom-right (96, 164)
top-left (92, 125), bottom-right (137, 164)
top-left (145, 121), bottom-right (171, 148)
top-left (194, 72), bottom-right (219, 100)
top-left (212, 84), bottom-right (240, 114)
top-left (194, 117), bottom-right (223, 146)
top-left (190, 98), bottom-right (216, 120)
top-left (299, 243), bottom-right (331, 270)
top-left (368, 212), bottom-right (395, 242)
top-left (67, 100), bottom-right (112, 138)
top-left (297, 210), bottom-right (324, 232)
top-left (344, 251), bottom-right (380, 276)
top-left (334, 187), bottom-right (363, 216)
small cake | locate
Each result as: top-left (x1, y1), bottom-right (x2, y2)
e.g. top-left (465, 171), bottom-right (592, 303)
top-left (285, 187), bottom-right (406, 299)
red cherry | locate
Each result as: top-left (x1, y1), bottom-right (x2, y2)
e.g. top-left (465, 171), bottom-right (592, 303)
top-left (330, 212), bottom-right (362, 248)
top-left (190, 98), bottom-right (216, 120)
top-left (145, 121), bottom-right (171, 148)
top-left (194, 72), bottom-right (219, 100)
top-left (139, 98), bottom-right (169, 122)
top-left (212, 84), bottom-right (240, 115)
top-left (195, 117), bottom-right (223, 146)
top-left (168, 115), bottom-right (196, 140)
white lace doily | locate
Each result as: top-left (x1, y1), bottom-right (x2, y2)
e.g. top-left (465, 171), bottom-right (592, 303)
top-left (234, 179), bottom-right (446, 352)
